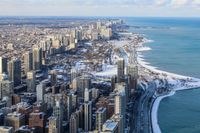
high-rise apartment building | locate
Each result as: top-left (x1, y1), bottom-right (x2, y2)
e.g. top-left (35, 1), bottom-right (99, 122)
top-left (114, 84), bottom-right (126, 116)
top-left (0, 57), bottom-right (7, 74)
top-left (26, 71), bottom-right (36, 92)
top-left (77, 75), bottom-right (91, 101)
top-left (96, 107), bottom-right (107, 131)
top-left (5, 112), bottom-right (25, 131)
top-left (70, 67), bottom-right (78, 82)
top-left (0, 80), bottom-right (13, 106)
top-left (32, 46), bottom-right (42, 70)
top-left (69, 113), bottom-right (78, 133)
top-left (117, 58), bottom-right (125, 83)
top-left (29, 112), bottom-right (46, 133)
top-left (23, 51), bottom-right (33, 75)
top-left (8, 58), bottom-right (21, 87)
top-left (84, 88), bottom-right (92, 102)
top-left (48, 116), bottom-right (59, 133)
top-left (0, 126), bottom-right (13, 133)
top-left (84, 101), bottom-right (92, 132)
top-left (53, 95), bottom-right (64, 133)
top-left (36, 82), bottom-right (46, 102)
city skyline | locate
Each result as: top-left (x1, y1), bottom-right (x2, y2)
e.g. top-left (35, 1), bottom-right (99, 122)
top-left (0, 0), bottom-right (200, 17)
top-left (0, 4), bottom-right (200, 132)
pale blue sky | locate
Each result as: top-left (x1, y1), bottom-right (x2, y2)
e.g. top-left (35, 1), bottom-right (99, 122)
top-left (0, 0), bottom-right (199, 17)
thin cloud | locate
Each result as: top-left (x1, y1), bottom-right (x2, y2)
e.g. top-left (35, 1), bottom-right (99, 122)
top-left (0, 0), bottom-right (199, 7)
top-left (0, 0), bottom-right (199, 16)
top-left (192, 0), bottom-right (200, 6)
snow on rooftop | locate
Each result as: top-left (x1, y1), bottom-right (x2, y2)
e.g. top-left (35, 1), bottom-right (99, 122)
top-left (109, 40), bottom-right (130, 48)
top-left (84, 42), bottom-right (93, 46)
top-left (81, 49), bottom-right (87, 53)
top-left (16, 102), bottom-right (30, 108)
top-left (75, 61), bottom-right (86, 71)
top-left (103, 120), bottom-right (118, 130)
top-left (93, 65), bottom-right (117, 78)
top-left (57, 75), bottom-right (63, 79)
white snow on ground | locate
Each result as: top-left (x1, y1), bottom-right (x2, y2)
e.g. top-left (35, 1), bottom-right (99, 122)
top-left (137, 46), bottom-right (152, 52)
top-left (138, 55), bottom-right (198, 80)
top-left (81, 49), bottom-right (87, 53)
top-left (117, 32), bottom-right (133, 35)
top-left (109, 40), bottom-right (129, 48)
top-left (138, 55), bottom-right (200, 86)
top-left (93, 64), bottom-right (117, 77)
top-left (57, 75), bottom-right (63, 79)
top-left (84, 42), bottom-right (93, 46)
top-left (143, 38), bottom-right (155, 43)
top-left (75, 61), bottom-right (86, 71)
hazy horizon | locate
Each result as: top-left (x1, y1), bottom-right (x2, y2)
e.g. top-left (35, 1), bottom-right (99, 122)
top-left (0, 0), bottom-right (199, 17)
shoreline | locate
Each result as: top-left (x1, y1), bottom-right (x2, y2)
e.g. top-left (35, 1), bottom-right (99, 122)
top-left (137, 37), bottom-right (200, 133)
top-left (151, 91), bottom-right (175, 133)
top-left (92, 32), bottom-right (200, 133)
top-left (150, 85), bottom-right (200, 133)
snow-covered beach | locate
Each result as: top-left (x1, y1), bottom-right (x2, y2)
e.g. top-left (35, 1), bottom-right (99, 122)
top-left (151, 91), bottom-right (175, 133)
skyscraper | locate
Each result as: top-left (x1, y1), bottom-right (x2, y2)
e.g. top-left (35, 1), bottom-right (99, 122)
top-left (127, 46), bottom-right (138, 95)
top-left (36, 82), bottom-right (46, 102)
top-left (23, 51), bottom-right (33, 75)
top-left (75, 30), bottom-right (82, 41)
top-left (32, 46), bottom-right (42, 70)
top-left (114, 84), bottom-right (126, 133)
top-left (77, 105), bottom-right (84, 129)
top-left (77, 75), bottom-right (91, 102)
top-left (29, 112), bottom-right (46, 133)
top-left (96, 21), bottom-right (102, 30)
top-left (114, 84), bottom-right (126, 116)
top-left (70, 67), bottom-right (78, 82)
top-left (66, 93), bottom-right (72, 121)
top-left (53, 95), bottom-right (64, 133)
top-left (117, 58), bottom-right (125, 83)
top-left (69, 113), bottom-right (78, 133)
top-left (84, 101), bottom-right (92, 132)
top-left (96, 107), bottom-right (107, 131)
top-left (83, 86), bottom-right (93, 132)
top-left (0, 126), bottom-right (13, 133)
top-left (26, 71), bottom-right (36, 92)
top-left (8, 58), bottom-right (21, 87)
top-left (0, 80), bottom-right (14, 102)
top-left (48, 116), bottom-right (59, 133)
top-left (0, 57), bottom-right (7, 74)
top-left (52, 38), bottom-right (61, 49)
top-left (50, 70), bottom-right (57, 86)
top-left (111, 114), bottom-right (124, 133)
top-left (100, 28), bottom-right (112, 40)
top-left (84, 88), bottom-right (92, 102)
top-left (5, 112), bottom-right (25, 131)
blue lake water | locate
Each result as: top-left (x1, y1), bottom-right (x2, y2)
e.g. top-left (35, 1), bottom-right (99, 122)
top-left (124, 17), bottom-right (200, 133)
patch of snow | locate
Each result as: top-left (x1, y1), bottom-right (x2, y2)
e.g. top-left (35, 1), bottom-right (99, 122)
top-left (151, 91), bottom-right (175, 133)
top-left (93, 65), bottom-right (117, 78)
top-left (137, 46), bottom-right (152, 52)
